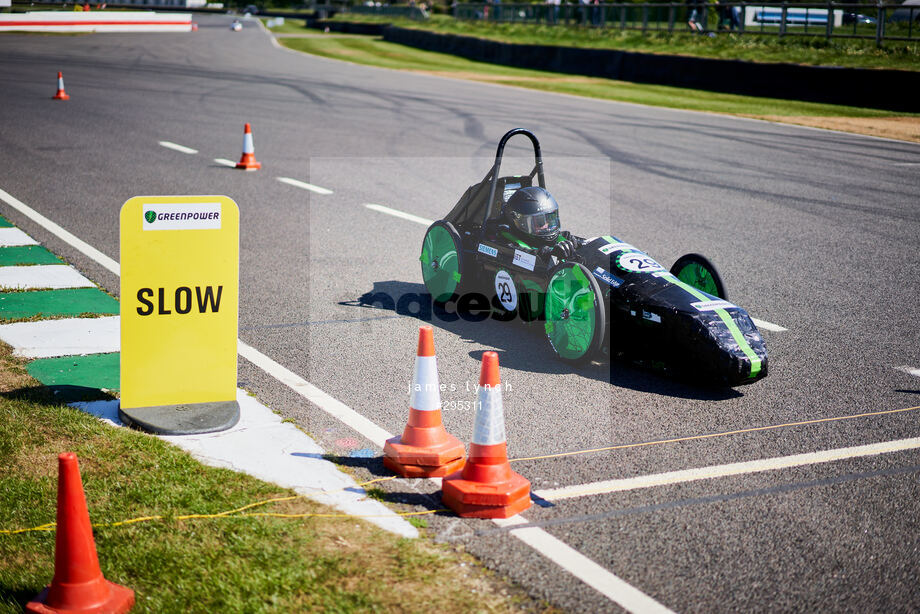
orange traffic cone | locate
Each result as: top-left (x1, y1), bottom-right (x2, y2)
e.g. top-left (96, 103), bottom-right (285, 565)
top-left (235, 123), bottom-right (261, 170)
top-left (52, 72), bottom-right (69, 101)
top-left (442, 352), bottom-right (531, 518)
top-left (26, 453), bottom-right (135, 614)
top-left (383, 326), bottom-right (466, 478)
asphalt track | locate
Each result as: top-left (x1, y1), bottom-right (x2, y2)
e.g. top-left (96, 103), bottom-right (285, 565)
top-left (2, 15), bottom-right (920, 612)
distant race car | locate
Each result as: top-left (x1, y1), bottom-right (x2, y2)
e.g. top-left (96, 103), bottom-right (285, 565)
top-left (419, 128), bottom-right (768, 386)
top-left (231, 19), bottom-right (242, 31)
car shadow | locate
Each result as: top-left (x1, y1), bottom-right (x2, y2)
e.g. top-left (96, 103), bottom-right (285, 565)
top-left (338, 280), bottom-right (742, 401)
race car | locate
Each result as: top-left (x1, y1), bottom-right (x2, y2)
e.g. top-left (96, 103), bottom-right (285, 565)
top-left (419, 128), bottom-right (768, 386)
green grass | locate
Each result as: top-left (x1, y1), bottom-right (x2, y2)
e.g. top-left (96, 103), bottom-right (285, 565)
top-left (0, 344), bottom-right (530, 614)
top-left (328, 13), bottom-right (920, 71)
top-left (260, 17), bottom-right (313, 34)
top-left (279, 34), bottom-right (915, 118)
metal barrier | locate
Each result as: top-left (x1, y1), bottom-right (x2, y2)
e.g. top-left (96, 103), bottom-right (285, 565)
top-left (454, 2), bottom-right (919, 44)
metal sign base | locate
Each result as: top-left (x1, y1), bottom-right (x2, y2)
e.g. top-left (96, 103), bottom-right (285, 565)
top-left (118, 400), bottom-right (240, 435)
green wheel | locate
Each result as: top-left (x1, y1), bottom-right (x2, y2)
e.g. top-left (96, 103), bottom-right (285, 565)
top-left (670, 253), bottom-right (727, 300)
top-left (420, 221), bottom-right (464, 304)
top-left (543, 262), bottom-right (605, 363)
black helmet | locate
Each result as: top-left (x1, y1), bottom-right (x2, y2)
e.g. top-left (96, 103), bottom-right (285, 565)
top-left (505, 186), bottom-right (560, 243)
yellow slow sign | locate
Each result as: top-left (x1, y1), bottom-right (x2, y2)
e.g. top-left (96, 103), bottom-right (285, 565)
top-left (120, 196), bottom-right (239, 410)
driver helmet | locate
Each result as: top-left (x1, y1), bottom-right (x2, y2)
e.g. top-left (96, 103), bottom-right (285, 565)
top-left (505, 186), bottom-right (560, 244)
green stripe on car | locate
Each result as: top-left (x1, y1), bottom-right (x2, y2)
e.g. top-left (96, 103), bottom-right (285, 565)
top-left (664, 274), bottom-right (762, 378)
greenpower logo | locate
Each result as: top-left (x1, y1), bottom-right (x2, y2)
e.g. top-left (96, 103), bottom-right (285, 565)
top-left (145, 211), bottom-right (156, 224)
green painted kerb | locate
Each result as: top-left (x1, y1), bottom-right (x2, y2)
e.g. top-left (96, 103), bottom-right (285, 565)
top-left (28, 352), bottom-right (120, 391)
top-left (0, 288), bottom-right (119, 321)
top-left (0, 246), bottom-right (62, 266)
top-left (0, 215), bottom-right (13, 228)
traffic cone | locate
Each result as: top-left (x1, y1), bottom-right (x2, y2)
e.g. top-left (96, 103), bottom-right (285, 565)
top-left (26, 453), bottom-right (135, 614)
top-left (442, 352), bottom-right (531, 518)
top-left (383, 326), bottom-right (466, 478)
top-left (52, 72), bottom-right (69, 101)
top-left (235, 123), bottom-right (261, 170)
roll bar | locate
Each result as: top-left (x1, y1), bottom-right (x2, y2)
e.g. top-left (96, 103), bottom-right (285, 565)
top-left (482, 128), bottom-right (546, 231)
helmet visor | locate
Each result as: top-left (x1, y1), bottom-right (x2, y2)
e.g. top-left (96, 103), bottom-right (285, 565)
top-left (516, 210), bottom-right (560, 238)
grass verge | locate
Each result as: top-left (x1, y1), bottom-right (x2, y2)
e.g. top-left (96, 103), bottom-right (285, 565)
top-left (328, 14), bottom-right (920, 72)
top-left (274, 31), bottom-right (920, 141)
top-left (0, 342), bottom-right (535, 613)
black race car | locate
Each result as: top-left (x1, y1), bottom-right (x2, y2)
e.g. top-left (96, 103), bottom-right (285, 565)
top-left (420, 129), bottom-right (767, 386)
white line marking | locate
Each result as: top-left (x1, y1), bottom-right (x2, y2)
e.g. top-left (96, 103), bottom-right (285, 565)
top-left (277, 177), bottom-right (333, 195)
top-left (534, 436), bottom-right (920, 501)
top-left (895, 365), bottom-right (920, 378)
top-left (158, 140), bottom-right (198, 155)
top-left (0, 264), bottom-right (95, 290)
top-left (0, 188), bottom-right (120, 275)
top-left (214, 158), bottom-right (236, 167)
top-left (237, 339), bottom-right (394, 447)
top-left (750, 317), bottom-right (787, 332)
top-left (0, 185), bottom-right (668, 610)
top-left (364, 203), bottom-right (434, 226)
top-left (0, 227), bottom-right (39, 247)
top-left (494, 516), bottom-right (675, 613)
top-left (892, 162), bottom-right (920, 166)
top-left (0, 315), bottom-right (119, 358)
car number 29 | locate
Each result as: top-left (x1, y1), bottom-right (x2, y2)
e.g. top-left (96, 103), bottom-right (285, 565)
top-left (494, 270), bottom-right (518, 311)
top-left (616, 251), bottom-right (666, 274)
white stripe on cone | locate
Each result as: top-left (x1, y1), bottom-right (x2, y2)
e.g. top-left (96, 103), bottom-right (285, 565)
top-left (409, 355), bottom-right (440, 411)
top-left (58, 75), bottom-right (65, 90)
top-left (242, 131), bottom-right (255, 154)
top-left (472, 385), bottom-right (505, 446)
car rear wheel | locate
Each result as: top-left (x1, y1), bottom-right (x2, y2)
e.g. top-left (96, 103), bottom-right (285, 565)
top-left (670, 253), bottom-right (727, 300)
top-left (420, 221), bottom-right (464, 304)
top-left (543, 262), bottom-right (605, 363)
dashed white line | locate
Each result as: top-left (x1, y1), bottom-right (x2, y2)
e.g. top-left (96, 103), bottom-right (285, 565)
top-left (892, 162), bottom-right (920, 166)
top-left (364, 203), bottom-right (433, 226)
top-left (158, 140), bottom-right (198, 155)
top-left (750, 317), bottom-right (787, 332)
top-left (895, 365), bottom-right (920, 378)
top-left (534, 436), bottom-right (920, 502)
top-left (213, 158), bottom-right (237, 167)
top-left (0, 184), bottom-right (677, 611)
top-left (277, 176), bottom-right (334, 195)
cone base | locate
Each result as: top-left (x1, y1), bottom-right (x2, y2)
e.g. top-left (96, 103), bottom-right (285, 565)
top-left (384, 431), bottom-right (465, 467)
top-left (235, 153), bottom-right (261, 170)
top-left (442, 489), bottom-right (531, 519)
top-left (52, 93), bottom-right (69, 100)
top-left (26, 579), bottom-right (135, 614)
top-left (383, 454), bottom-right (464, 478)
top-left (442, 468), bottom-right (531, 507)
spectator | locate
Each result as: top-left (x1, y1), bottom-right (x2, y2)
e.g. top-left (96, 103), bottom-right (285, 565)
top-left (730, 3), bottom-right (741, 29)
top-left (687, 0), bottom-right (702, 32)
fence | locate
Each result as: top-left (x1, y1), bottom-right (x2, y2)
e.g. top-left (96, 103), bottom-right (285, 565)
top-left (454, 2), bottom-right (920, 44)
top-left (346, 3), bottom-right (429, 18)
